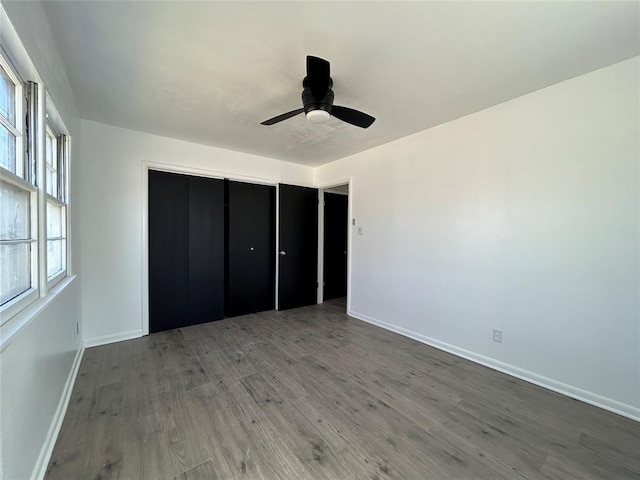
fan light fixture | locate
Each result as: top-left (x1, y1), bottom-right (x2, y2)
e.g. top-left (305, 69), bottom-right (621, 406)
top-left (306, 110), bottom-right (330, 124)
top-left (260, 56), bottom-right (375, 129)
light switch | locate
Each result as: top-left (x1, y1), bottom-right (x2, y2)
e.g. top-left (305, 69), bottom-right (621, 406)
top-left (357, 226), bottom-right (363, 235)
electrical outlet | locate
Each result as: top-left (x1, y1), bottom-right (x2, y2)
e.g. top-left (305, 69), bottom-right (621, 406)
top-left (493, 328), bottom-right (503, 343)
top-left (352, 218), bottom-right (356, 226)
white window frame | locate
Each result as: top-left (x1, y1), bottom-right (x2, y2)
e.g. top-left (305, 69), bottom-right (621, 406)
top-left (45, 124), bottom-right (58, 197)
top-left (0, 49), bottom-right (38, 324)
top-left (0, 170), bottom-right (38, 321)
top-left (46, 197), bottom-right (66, 287)
top-left (0, 49), bottom-right (24, 177)
top-left (45, 97), bottom-right (68, 289)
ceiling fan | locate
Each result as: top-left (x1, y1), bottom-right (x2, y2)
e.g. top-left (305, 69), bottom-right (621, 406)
top-left (260, 56), bottom-right (375, 129)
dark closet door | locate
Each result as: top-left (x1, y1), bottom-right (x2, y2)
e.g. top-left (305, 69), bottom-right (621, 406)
top-left (149, 170), bottom-right (189, 332)
top-left (278, 184), bottom-right (318, 310)
top-left (149, 171), bottom-right (224, 333)
top-left (323, 192), bottom-right (348, 301)
top-left (226, 181), bottom-right (275, 317)
top-left (188, 176), bottom-right (225, 324)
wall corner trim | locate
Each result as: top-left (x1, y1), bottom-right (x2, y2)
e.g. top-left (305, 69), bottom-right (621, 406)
top-left (347, 309), bottom-right (640, 423)
top-left (31, 343), bottom-right (85, 480)
top-left (84, 330), bottom-right (143, 348)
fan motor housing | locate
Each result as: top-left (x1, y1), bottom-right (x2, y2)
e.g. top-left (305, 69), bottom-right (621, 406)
top-left (302, 77), bottom-right (334, 114)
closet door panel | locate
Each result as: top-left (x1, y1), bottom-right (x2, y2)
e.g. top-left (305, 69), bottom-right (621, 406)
top-left (226, 181), bottom-right (275, 317)
top-left (149, 170), bottom-right (190, 333)
top-left (278, 184), bottom-right (318, 310)
top-left (249, 183), bottom-right (276, 313)
top-left (226, 181), bottom-right (254, 317)
top-left (189, 176), bottom-right (225, 324)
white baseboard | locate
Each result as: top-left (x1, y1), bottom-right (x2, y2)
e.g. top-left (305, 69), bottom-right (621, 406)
top-left (84, 329), bottom-right (143, 348)
top-left (348, 309), bottom-right (640, 422)
top-left (31, 343), bottom-right (85, 480)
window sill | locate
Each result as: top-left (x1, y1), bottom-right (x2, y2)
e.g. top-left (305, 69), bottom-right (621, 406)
top-left (0, 288), bottom-right (39, 324)
top-left (47, 269), bottom-right (67, 289)
top-left (0, 274), bottom-right (77, 353)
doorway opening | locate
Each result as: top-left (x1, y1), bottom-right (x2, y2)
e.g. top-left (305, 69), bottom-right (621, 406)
top-left (321, 183), bottom-right (349, 312)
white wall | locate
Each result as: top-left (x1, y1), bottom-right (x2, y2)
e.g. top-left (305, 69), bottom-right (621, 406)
top-left (315, 58), bottom-right (640, 418)
top-left (0, 279), bottom-right (82, 479)
top-left (0, 2), bottom-right (83, 479)
top-left (80, 120), bottom-right (314, 344)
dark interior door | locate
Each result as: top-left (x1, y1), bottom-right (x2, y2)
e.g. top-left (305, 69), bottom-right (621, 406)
top-left (149, 170), bottom-right (189, 332)
top-left (188, 175), bottom-right (224, 324)
top-left (323, 192), bottom-right (348, 301)
top-left (226, 181), bottom-right (275, 317)
top-left (278, 184), bottom-right (318, 310)
top-left (149, 170), bottom-right (224, 333)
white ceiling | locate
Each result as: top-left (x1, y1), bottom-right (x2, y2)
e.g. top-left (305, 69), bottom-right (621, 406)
top-left (39, 1), bottom-right (639, 166)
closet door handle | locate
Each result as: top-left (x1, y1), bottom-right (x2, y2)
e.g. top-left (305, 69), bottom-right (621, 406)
top-left (279, 250), bottom-right (286, 256)
top-left (250, 246), bottom-right (255, 251)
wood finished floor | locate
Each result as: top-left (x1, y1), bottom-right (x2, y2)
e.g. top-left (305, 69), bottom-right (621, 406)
top-left (46, 299), bottom-right (640, 480)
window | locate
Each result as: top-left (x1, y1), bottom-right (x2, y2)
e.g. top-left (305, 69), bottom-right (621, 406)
top-left (45, 122), bottom-right (67, 283)
top-left (0, 44), bottom-right (70, 325)
top-left (0, 64), bottom-right (18, 173)
top-left (45, 127), bottom-right (58, 197)
top-left (0, 51), bottom-right (38, 319)
top-left (0, 53), bottom-right (23, 176)
top-left (0, 181), bottom-right (35, 304)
